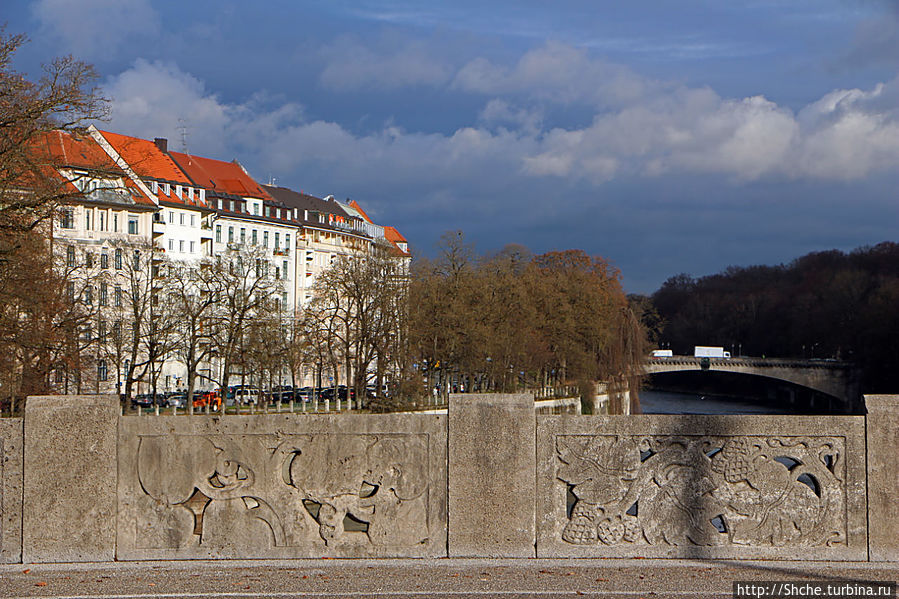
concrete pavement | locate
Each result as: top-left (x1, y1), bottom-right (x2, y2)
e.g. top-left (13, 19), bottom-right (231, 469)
top-left (2, 559), bottom-right (897, 599)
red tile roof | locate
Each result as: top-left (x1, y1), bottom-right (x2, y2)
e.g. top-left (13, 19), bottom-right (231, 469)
top-left (29, 130), bottom-right (156, 206)
top-left (348, 199), bottom-right (374, 223)
top-left (33, 130), bottom-right (121, 172)
top-left (98, 130), bottom-right (206, 207)
top-left (168, 152), bottom-right (272, 200)
top-left (384, 226), bottom-right (407, 244)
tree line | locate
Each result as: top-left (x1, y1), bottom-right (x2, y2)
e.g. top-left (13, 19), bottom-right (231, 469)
top-left (407, 232), bottom-right (646, 412)
top-left (641, 242), bottom-right (899, 392)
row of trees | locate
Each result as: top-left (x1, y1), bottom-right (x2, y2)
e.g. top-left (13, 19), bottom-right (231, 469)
top-left (408, 232), bottom-right (646, 412)
top-left (645, 242), bottom-right (899, 392)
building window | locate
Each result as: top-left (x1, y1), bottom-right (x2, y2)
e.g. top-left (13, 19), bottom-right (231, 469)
top-left (285, 233), bottom-right (290, 250)
top-left (101, 252), bottom-right (108, 269)
top-left (114, 249), bottom-right (122, 270)
top-left (252, 229), bottom-right (258, 245)
top-left (113, 213), bottom-right (118, 232)
top-left (133, 250), bottom-right (140, 270)
top-left (84, 286), bottom-right (93, 305)
top-left (283, 260), bottom-right (288, 276)
top-left (98, 360), bottom-right (108, 382)
top-left (128, 215), bottom-right (139, 235)
top-left (85, 209), bottom-right (92, 231)
top-left (168, 210), bottom-right (174, 223)
top-left (263, 231), bottom-right (269, 247)
top-left (240, 228), bottom-right (246, 244)
top-left (274, 232), bottom-right (280, 249)
top-left (282, 291), bottom-right (288, 307)
top-left (168, 239), bottom-right (173, 251)
top-left (190, 214), bottom-right (195, 226)
top-left (190, 241), bottom-right (195, 253)
top-left (66, 246), bottom-right (75, 267)
top-left (66, 282), bottom-right (75, 301)
top-left (179, 240), bottom-right (185, 253)
top-left (114, 286), bottom-right (122, 307)
top-left (98, 320), bottom-right (106, 340)
top-left (180, 213), bottom-right (185, 225)
top-left (85, 252), bottom-right (93, 268)
top-left (60, 207), bottom-right (74, 229)
top-left (99, 283), bottom-right (108, 306)
top-left (228, 227), bottom-right (234, 243)
top-left (216, 225), bottom-right (221, 243)
top-left (253, 203), bottom-right (260, 216)
top-left (99, 211), bottom-right (105, 231)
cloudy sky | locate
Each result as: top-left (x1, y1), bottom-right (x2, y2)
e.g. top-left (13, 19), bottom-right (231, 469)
top-left (6, 0), bottom-right (899, 291)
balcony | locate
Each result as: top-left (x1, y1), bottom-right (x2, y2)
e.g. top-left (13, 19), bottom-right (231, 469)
top-left (152, 221), bottom-right (165, 236)
top-left (273, 248), bottom-right (290, 256)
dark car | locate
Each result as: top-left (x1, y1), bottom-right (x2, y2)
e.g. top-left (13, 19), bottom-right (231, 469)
top-left (132, 394), bottom-right (154, 409)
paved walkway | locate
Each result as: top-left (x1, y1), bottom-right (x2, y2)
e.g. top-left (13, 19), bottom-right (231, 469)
top-left (1, 559), bottom-right (897, 599)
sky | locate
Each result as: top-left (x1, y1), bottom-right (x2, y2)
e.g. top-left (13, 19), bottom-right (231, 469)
top-left (5, 0), bottom-right (899, 292)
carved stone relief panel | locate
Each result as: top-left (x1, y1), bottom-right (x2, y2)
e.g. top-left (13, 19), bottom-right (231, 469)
top-left (118, 415), bottom-right (446, 559)
top-left (536, 416), bottom-right (867, 559)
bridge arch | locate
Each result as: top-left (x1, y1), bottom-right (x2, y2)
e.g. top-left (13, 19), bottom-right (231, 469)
top-left (643, 357), bottom-right (863, 413)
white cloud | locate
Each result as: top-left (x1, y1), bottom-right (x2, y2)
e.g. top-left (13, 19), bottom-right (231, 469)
top-left (32, 0), bottom-right (160, 60)
top-left (318, 36), bottom-right (453, 91)
top-left (453, 41), bottom-right (660, 109)
top-left (101, 57), bottom-right (899, 205)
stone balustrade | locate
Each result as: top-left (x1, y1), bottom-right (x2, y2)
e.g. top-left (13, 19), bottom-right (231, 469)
top-left (0, 393), bottom-right (896, 563)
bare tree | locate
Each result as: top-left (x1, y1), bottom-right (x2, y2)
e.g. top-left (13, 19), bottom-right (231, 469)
top-left (210, 246), bottom-right (283, 399)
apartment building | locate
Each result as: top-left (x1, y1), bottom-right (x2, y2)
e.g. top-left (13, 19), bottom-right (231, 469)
top-left (36, 130), bottom-right (159, 395)
top-left (167, 151), bottom-right (298, 314)
top-left (33, 127), bottom-right (411, 398)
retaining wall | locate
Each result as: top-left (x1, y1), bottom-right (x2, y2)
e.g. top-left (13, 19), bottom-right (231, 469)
top-left (0, 393), bottom-right (896, 562)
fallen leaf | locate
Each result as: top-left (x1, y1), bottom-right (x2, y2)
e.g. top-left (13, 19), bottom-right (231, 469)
top-left (22, 568), bottom-right (31, 574)
top-left (35, 582), bottom-right (47, 587)
top-left (539, 570), bottom-right (554, 574)
top-left (148, 583), bottom-right (155, 587)
top-left (596, 578), bottom-right (608, 582)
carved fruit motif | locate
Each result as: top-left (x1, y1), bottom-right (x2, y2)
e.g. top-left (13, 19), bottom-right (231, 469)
top-left (712, 439), bottom-right (752, 483)
top-left (561, 502), bottom-right (598, 544)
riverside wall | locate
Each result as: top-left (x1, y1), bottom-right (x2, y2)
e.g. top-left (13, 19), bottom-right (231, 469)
top-left (0, 393), bottom-right (896, 562)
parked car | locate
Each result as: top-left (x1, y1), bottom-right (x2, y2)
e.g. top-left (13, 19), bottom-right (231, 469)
top-left (295, 387), bottom-right (313, 402)
top-left (166, 393), bottom-right (186, 409)
top-left (192, 390), bottom-right (221, 409)
top-left (132, 394), bottom-right (154, 409)
top-left (234, 388), bottom-right (261, 405)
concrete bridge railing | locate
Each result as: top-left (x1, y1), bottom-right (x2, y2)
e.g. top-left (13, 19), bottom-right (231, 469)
top-left (0, 394), bottom-right (897, 562)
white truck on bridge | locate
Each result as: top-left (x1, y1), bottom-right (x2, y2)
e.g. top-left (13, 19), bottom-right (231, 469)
top-left (694, 346), bottom-right (731, 358)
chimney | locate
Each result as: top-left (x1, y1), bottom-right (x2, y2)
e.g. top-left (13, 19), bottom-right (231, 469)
top-left (154, 138), bottom-right (168, 153)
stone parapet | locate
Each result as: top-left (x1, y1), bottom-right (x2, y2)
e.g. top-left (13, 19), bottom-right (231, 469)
top-left (864, 395), bottom-right (899, 562)
top-left (537, 414), bottom-right (867, 560)
top-left (23, 395), bottom-right (119, 563)
top-left (0, 418), bottom-right (23, 563)
top-left (449, 393), bottom-right (536, 557)
top-left (117, 413), bottom-right (446, 559)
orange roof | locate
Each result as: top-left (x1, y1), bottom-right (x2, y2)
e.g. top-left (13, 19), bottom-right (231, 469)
top-left (99, 131), bottom-right (209, 207)
top-left (33, 130), bottom-right (121, 172)
top-left (348, 199), bottom-right (374, 223)
top-left (168, 151), bottom-right (272, 200)
top-left (98, 131), bottom-right (191, 184)
top-left (27, 130), bottom-right (156, 206)
top-left (384, 226), bottom-right (407, 243)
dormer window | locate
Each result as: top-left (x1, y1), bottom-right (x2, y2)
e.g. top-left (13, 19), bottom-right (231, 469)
top-left (151, 181), bottom-right (159, 194)
top-left (163, 182), bottom-right (171, 196)
top-left (175, 185), bottom-right (182, 199)
top-left (199, 189), bottom-right (206, 203)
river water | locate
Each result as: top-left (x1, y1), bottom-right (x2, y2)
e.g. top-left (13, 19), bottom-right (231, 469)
top-left (638, 389), bottom-right (793, 415)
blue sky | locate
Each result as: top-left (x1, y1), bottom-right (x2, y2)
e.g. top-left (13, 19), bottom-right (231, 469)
top-left (6, 0), bottom-right (899, 292)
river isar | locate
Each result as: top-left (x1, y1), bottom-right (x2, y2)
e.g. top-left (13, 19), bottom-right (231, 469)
top-left (638, 389), bottom-right (793, 415)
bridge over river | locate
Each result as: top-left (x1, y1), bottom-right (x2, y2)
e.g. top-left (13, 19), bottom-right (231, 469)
top-left (644, 356), bottom-right (863, 413)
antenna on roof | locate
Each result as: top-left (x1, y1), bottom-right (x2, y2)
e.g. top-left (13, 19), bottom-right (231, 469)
top-left (177, 118), bottom-right (190, 154)
top-left (268, 174), bottom-right (276, 186)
